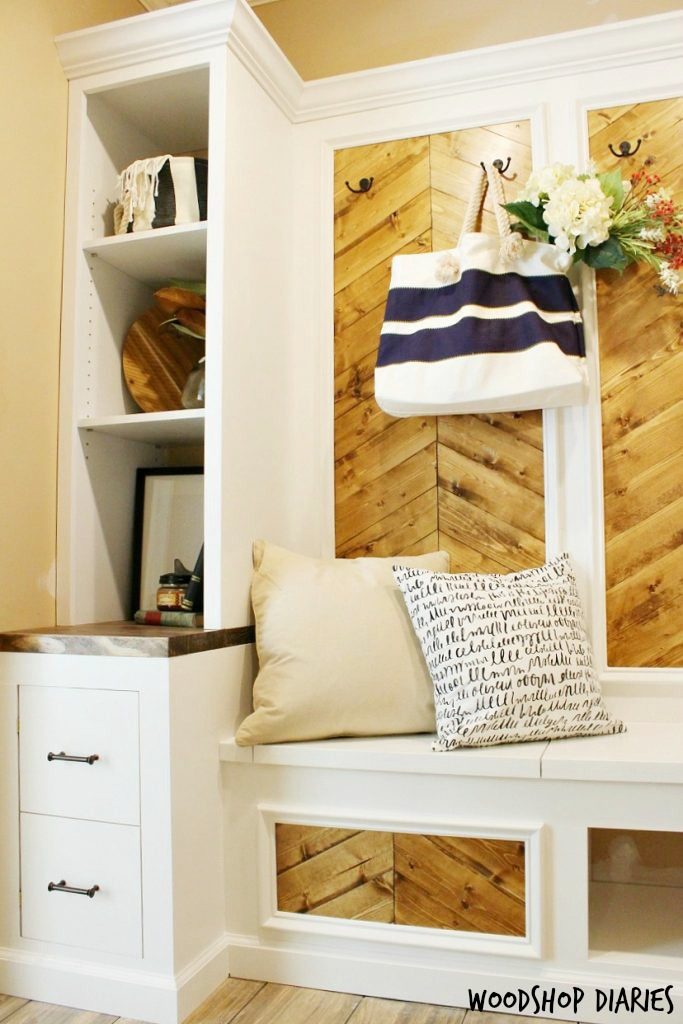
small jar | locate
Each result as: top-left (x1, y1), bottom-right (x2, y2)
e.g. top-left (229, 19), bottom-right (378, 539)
top-left (157, 571), bottom-right (191, 610)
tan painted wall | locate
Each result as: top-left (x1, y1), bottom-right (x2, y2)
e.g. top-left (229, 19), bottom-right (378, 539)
top-left (0, 0), bottom-right (142, 630)
top-left (254, 0), bottom-right (683, 79)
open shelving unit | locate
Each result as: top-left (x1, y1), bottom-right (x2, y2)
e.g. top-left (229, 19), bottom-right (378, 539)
top-left (58, 62), bottom-right (212, 625)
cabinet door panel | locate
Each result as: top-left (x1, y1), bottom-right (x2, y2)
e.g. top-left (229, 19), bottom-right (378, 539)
top-left (589, 97), bottom-right (683, 667)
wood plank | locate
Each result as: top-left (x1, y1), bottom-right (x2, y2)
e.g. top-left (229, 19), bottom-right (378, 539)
top-left (438, 488), bottom-right (545, 572)
top-left (276, 826), bottom-right (394, 919)
top-left (437, 443), bottom-right (545, 542)
top-left (335, 230), bottom-right (431, 336)
top-left (348, 996), bottom-right (465, 1023)
top-left (438, 416), bottom-right (545, 498)
top-left (334, 189), bottom-right (432, 294)
top-left (604, 495), bottom-right (683, 590)
top-left (337, 489), bottom-right (437, 559)
top-left (335, 444), bottom-right (437, 548)
top-left (275, 824), bottom-right (362, 873)
top-left (335, 139), bottom-right (430, 255)
top-left (122, 978), bottom-right (264, 1024)
top-left (335, 417), bottom-right (436, 503)
top-left (229, 984), bottom-right (360, 1024)
top-left (0, 996), bottom-right (29, 1022)
top-left (0, 1004), bottom-right (115, 1024)
top-left (394, 834), bottom-right (526, 937)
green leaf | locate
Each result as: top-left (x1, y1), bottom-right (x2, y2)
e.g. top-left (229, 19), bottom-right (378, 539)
top-left (598, 170), bottom-right (624, 211)
top-left (580, 236), bottom-right (628, 272)
top-left (504, 201), bottom-right (546, 231)
top-left (171, 322), bottom-right (206, 340)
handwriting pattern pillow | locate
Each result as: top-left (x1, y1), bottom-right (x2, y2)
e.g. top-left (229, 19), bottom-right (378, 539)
top-left (393, 555), bottom-right (624, 750)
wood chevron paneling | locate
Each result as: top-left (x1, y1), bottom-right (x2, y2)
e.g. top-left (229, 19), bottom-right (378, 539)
top-left (275, 824), bottom-right (394, 922)
top-left (334, 136), bottom-right (435, 558)
top-left (589, 96), bottom-right (683, 667)
top-left (333, 121), bottom-right (545, 568)
top-left (394, 834), bottom-right (526, 936)
top-left (275, 824), bottom-right (526, 937)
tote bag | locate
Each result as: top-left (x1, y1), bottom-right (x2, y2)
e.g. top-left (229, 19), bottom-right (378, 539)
top-left (375, 163), bottom-right (587, 416)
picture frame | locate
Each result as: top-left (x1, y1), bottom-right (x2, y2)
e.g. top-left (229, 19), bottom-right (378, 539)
top-left (131, 466), bottom-right (204, 616)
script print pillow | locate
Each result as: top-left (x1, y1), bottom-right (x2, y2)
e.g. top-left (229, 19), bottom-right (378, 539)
top-left (394, 555), bottom-right (625, 750)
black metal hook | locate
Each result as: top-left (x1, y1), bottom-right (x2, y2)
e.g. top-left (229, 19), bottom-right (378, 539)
top-left (480, 157), bottom-right (512, 175)
top-left (345, 177), bottom-right (374, 194)
top-left (608, 139), bottom-right (642, 159)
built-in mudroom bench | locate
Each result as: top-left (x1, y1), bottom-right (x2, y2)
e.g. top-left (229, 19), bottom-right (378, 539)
top-left (1, 1), bottom-right (681, 1023)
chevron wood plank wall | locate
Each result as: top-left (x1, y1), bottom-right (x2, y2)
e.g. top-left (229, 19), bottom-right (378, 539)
top-left (589, 96), bottom-right (683, 667)
top-left (333, 121), bottom-right (545, 571)
top-left (275, 822), bottom-right (526, 936)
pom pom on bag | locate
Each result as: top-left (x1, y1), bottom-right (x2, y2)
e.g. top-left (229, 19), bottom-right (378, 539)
top-left (375, 163), bottom-right (588, 416)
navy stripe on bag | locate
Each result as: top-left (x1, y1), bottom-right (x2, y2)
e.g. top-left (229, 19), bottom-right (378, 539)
top-left (383, 269), bottom-right (579, 323)
top-left (376, 311), bottom-right (585, 366)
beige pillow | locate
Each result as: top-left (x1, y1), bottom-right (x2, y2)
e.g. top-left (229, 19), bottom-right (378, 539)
top-left (235, 541), bottom-right (450, 745)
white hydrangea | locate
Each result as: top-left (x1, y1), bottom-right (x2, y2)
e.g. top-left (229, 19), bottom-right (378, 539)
top-left (518, 163), bottom-right (575, 206)
top-left (543, 177), bottom-right (613, 257)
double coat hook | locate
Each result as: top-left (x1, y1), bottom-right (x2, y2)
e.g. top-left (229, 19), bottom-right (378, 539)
top-left (608, 139), bottom-right (642, 158)
top-left (345, 177), bottom-right (374, 194)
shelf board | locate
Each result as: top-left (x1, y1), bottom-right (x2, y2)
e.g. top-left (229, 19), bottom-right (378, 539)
top-left (78, 409), bottom-right (204, 444)
top-left (82, 222), bottom-right (207, 287)
top-left (590, 881), bottom-right (683, 959)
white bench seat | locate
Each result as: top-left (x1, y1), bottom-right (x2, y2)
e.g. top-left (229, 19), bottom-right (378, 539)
top-left (221, 699), bottom-right (683, 785)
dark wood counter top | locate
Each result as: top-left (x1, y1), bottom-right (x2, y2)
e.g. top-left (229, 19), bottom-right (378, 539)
top-left (0, 621), bottom-right (255, 658)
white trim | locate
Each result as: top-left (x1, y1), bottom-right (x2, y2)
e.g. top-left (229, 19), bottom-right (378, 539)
top-left (294, 12), bottom-right (683, 122)
top-left (55, 0), bottom-right (302, 122)
top-left (257, 804), bottom-right (543, 960)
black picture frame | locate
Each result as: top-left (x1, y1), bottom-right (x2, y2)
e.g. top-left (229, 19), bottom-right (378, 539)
top-left (130, 466), bottom-right (204, 617)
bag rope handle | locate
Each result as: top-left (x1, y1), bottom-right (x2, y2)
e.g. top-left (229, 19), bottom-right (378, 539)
top-left (437, 163), bottom-right (522, 282)
top-left (456, 162), bottom-right (522, 261)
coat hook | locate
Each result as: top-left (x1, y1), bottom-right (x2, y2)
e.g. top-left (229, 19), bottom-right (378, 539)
top-left (608, 139), bottom-right (642, 158)
top-left (481, 157), bottom-right (511, 175)
top-left (346, 177), bottom-right (374, 194)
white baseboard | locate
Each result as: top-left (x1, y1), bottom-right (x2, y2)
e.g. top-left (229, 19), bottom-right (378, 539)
top-left (0, 936), bottom-right (230, 1024)
top-left (226, 938), bottom-right (683, 1024)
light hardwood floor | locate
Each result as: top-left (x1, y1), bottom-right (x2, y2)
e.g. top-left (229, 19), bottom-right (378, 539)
top-left (0, 980), bottom-right (581, 1024)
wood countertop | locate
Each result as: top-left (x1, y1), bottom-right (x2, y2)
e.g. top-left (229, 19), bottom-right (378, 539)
top-left (0, 621), bottom-right (255, 658)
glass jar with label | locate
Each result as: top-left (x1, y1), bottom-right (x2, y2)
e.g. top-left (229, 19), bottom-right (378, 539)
top-left (157, 571), bottom-right (191, 610)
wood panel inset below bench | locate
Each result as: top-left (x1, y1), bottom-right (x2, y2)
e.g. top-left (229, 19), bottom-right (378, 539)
top-left (275, 823), bottom-right (526, 936)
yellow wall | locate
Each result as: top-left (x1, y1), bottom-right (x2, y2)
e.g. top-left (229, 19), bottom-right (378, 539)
top-left (255, 0), bottom-right (683, 79)
top-left (0, 0), bottom-right (141, 630)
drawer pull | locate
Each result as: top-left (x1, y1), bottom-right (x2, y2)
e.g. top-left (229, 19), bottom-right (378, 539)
top-left (48, 879), bottom-right (100, 898)
top-left (47, 751), bottom-right (99, 765)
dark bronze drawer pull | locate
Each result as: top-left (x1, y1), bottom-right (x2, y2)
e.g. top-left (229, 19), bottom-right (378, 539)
top-left (48, 879), bottom-right (100, 898)
top-left (47, 751), bottom-right (99, 765)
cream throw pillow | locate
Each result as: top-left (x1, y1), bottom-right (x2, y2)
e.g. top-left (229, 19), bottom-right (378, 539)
top-left (235, 541), bottom-right (450, 745)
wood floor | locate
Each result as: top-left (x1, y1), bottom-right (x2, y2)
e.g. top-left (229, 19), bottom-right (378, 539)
top-left (0, 980), bottom-right (581, 1024)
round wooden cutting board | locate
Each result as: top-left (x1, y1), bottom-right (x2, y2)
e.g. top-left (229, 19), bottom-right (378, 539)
top-left (122, 306), bottom-right (205, 413)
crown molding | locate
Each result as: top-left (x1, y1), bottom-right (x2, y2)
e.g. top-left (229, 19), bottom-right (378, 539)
top-left (55, 5), bottom-right (683, 125)
top-left (293, 10), bottom-right (683, 122)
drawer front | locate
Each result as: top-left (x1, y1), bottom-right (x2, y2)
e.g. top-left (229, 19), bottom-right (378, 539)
top-left (20, 813), bottom-right (142, 957)
top-left (20, 685), bottom-right (139, 825)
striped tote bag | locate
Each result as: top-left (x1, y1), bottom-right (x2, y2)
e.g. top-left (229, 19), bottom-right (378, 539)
top-left (375, 162), bottom-right (587, 416)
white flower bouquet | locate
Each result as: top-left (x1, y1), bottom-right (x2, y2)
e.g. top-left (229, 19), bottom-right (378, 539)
top-left (504, 163), bottom-right (682, 294)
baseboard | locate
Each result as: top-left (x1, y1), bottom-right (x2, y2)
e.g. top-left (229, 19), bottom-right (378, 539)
top-left (226, 938), bottom-right (683, 1024)
top-left (0, 936), bottom-right (230, 1024)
